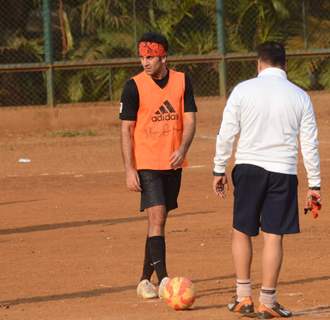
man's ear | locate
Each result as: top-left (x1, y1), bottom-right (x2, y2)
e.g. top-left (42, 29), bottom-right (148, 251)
top-left (283, 62), bottom-right (287, 72)
top-left (257, 59), bottom-right (261, 74)
top-left (161, 56), bottom-right (167, 64)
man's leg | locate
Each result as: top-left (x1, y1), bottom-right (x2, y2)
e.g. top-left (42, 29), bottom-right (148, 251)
top-left (228, 165), bottom-right (269, 314)
top-left (260, 232), bottom-right (283, 308)
top-left (228, 228), bottom-right (254, 314)
top-left (147, 205), bottom-right (168, 283)
top-left (137, 205), bottom-right (167, 299)
top-left (137, 170), bottom-right (167, 299)
top-left (140, 237), bottom-right (154, 281)
top-left (137, 169), bottom-right (180, 298)
top-left (232, 228), bottom-right (253, 281)
top-left (256, 172), bottom-right (298, 318)
top-left (257, 232), bottom-right (291, 318)
top-left (136, 234), bottom-right (158, 298)
top-left (261, 232), bottom-right (283, 289)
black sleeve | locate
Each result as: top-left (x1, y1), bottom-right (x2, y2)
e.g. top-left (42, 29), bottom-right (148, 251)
top-left (119, 79), bottom-right (139, 120)
top-left (184, 73), bottom-right (197, 112)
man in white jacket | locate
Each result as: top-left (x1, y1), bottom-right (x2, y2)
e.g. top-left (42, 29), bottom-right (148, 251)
top-left (213, 42), bottom-right (321, 319)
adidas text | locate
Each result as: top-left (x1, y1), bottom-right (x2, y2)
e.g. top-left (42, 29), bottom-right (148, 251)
top-left (152, 114), bottom-right (179, 122)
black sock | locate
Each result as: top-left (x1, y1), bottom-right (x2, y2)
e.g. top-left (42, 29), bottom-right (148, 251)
top-left (140, 237), bottom-right (154, 281)
top-left (149, 236), bottom-right (168, 284)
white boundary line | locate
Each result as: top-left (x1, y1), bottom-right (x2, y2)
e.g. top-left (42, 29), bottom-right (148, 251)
top-left (3, 164), bottom-right (207, 178)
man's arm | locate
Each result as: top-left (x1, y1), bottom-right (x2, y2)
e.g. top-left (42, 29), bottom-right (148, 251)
top-left (300, 95), bottom-right (321, 188)
top-left (213, 87), bottom-right (240, 174)
top-left (119, 79), bottom-right (141, 192)
top-left (299, 94), bottom-right (321, 215)
top-left (121, 120), bottom-right (141, 192)
top-left (213, 87), bottom-right (240, 197)
top-left (169, 112), bottom-right (196, 169)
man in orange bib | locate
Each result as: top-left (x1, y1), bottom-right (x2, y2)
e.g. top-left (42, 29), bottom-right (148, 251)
top-left (120, 32), bottom-right (197, 299)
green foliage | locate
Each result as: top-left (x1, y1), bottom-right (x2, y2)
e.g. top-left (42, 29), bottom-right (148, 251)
top-left (80, 0), bottom-right (129, 34)
top-left (63, 0), bottom-right (218, 100)
top-left (175, 30), bottom-right (215, 54)
top-left (1, 0), bottom-right (330, 106)
top-left (319, 62), bottom-right (330, 88)
top-left (287, 59), bottom-right (312, 90)
top-left (6, 36), bottom-right (43, 58)
top-left (225, 0), bottom-right (293, 51)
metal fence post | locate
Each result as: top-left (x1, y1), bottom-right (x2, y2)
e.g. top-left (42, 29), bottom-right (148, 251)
top-left (216, 0), bottom-right (227, 96)
top-left (133, 0), bottom-right (137, 55)
top-left (302, 0), bottom-right (309, 49)
top-left (43, 0), bottom-right (55, 107)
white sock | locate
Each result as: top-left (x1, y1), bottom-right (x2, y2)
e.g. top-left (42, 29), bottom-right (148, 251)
top-left (236, 279), bottom-right (252, 301)
top-left (259, 287), bottom-right (276, 308)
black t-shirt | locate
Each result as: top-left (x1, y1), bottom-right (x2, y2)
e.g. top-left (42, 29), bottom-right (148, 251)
top-left (119, 71), bottom-right (197, 120)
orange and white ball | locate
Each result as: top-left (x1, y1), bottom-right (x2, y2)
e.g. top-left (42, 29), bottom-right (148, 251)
top-left (162, 277), bottom-right (196, 310)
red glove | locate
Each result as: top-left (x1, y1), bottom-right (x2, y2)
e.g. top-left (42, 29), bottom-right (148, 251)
top-left (304, 190), bottom-right (321, 219)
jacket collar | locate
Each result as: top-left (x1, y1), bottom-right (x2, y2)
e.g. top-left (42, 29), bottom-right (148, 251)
top-left (258, 67), bottom-right (287, 79)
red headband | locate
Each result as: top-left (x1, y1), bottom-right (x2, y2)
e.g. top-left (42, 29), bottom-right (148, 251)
top-left (138, 41), bottom-right (166, 57)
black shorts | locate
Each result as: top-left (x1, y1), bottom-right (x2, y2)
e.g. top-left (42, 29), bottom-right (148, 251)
top-left (232, 164), bottom-right (300, 236)
top-left (138, 169), bottom-right (182, 212)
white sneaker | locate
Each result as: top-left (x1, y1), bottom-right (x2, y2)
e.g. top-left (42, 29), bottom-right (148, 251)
top-left (136, 279), bottom-right (158, 299)
top-left (158, 277), bottom-right (170, 299)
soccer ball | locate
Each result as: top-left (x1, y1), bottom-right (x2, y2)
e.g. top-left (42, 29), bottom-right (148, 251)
top-left (163, 277), bottom-right (196, 310)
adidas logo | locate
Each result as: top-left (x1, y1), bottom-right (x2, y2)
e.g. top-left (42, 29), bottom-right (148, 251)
top-left (152, 100), bottom-right (178, 122)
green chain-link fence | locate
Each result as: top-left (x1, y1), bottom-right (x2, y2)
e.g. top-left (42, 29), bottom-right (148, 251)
top-left (0, 0), bottom-right (330, 107)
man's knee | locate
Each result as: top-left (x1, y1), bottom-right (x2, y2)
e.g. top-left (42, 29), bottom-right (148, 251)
top-left (147, 205), bottom-right (167, 227)
top-left (263, 232), bottom-right (283, 243)
top-left (149, 215), bottom-right (167, 228)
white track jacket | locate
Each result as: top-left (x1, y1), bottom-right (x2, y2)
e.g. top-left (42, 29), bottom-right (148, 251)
top-left (214, 67), bottom-right (321, 187)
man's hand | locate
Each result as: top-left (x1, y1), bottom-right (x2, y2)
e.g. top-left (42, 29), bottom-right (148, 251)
top-left (213, 174), bottom-right (228, 198)
top-left (169, 147), bottom-right (185, 170)
top-left (169, 112), bottom-right (196, 170)
top-left (126, 168), bottom-right (142, 192)
top-left (304, 189), bottom-right (321, 218)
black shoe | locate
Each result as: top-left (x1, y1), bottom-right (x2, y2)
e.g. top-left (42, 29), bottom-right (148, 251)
top-left (257, 302), bottom-right (292, 318)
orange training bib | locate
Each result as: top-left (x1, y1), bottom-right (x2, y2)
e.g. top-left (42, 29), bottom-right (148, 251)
top-left (133, 69), bottom-right (187, 170)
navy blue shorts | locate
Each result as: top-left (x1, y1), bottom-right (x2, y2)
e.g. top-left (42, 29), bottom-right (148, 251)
top-left (138, 169), bottom-right (182, 212)
top-left (232, 164), bottom-right (300, 236)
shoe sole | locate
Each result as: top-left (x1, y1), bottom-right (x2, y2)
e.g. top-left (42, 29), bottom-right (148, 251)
top-left (137, 293), bottom-right (158, 299)
top-left (257, 311), bottom-right (292, 319)
top-left (228, 306), bottom-right (255, 315)
top-left (137, 283), bottom-right (158, 299)
top-left (257, 312), bottom-right (276, 319)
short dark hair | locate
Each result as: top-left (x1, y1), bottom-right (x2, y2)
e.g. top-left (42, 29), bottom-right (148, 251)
top-left (257, 41), bottom-right (286, 68)
top-left (138, 32), bottom-right (169, 52)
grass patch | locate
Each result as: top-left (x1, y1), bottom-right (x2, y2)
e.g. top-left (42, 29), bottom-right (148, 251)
top-left (48, 129), bottom-right (97, 138)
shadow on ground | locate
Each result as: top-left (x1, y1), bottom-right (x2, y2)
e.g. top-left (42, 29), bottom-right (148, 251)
top-left (0, 210), bottom-right (215, 235)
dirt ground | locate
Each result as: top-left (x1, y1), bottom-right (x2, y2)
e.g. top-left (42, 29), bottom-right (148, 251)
top-left (0, 93), bottom-right (329, 320)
